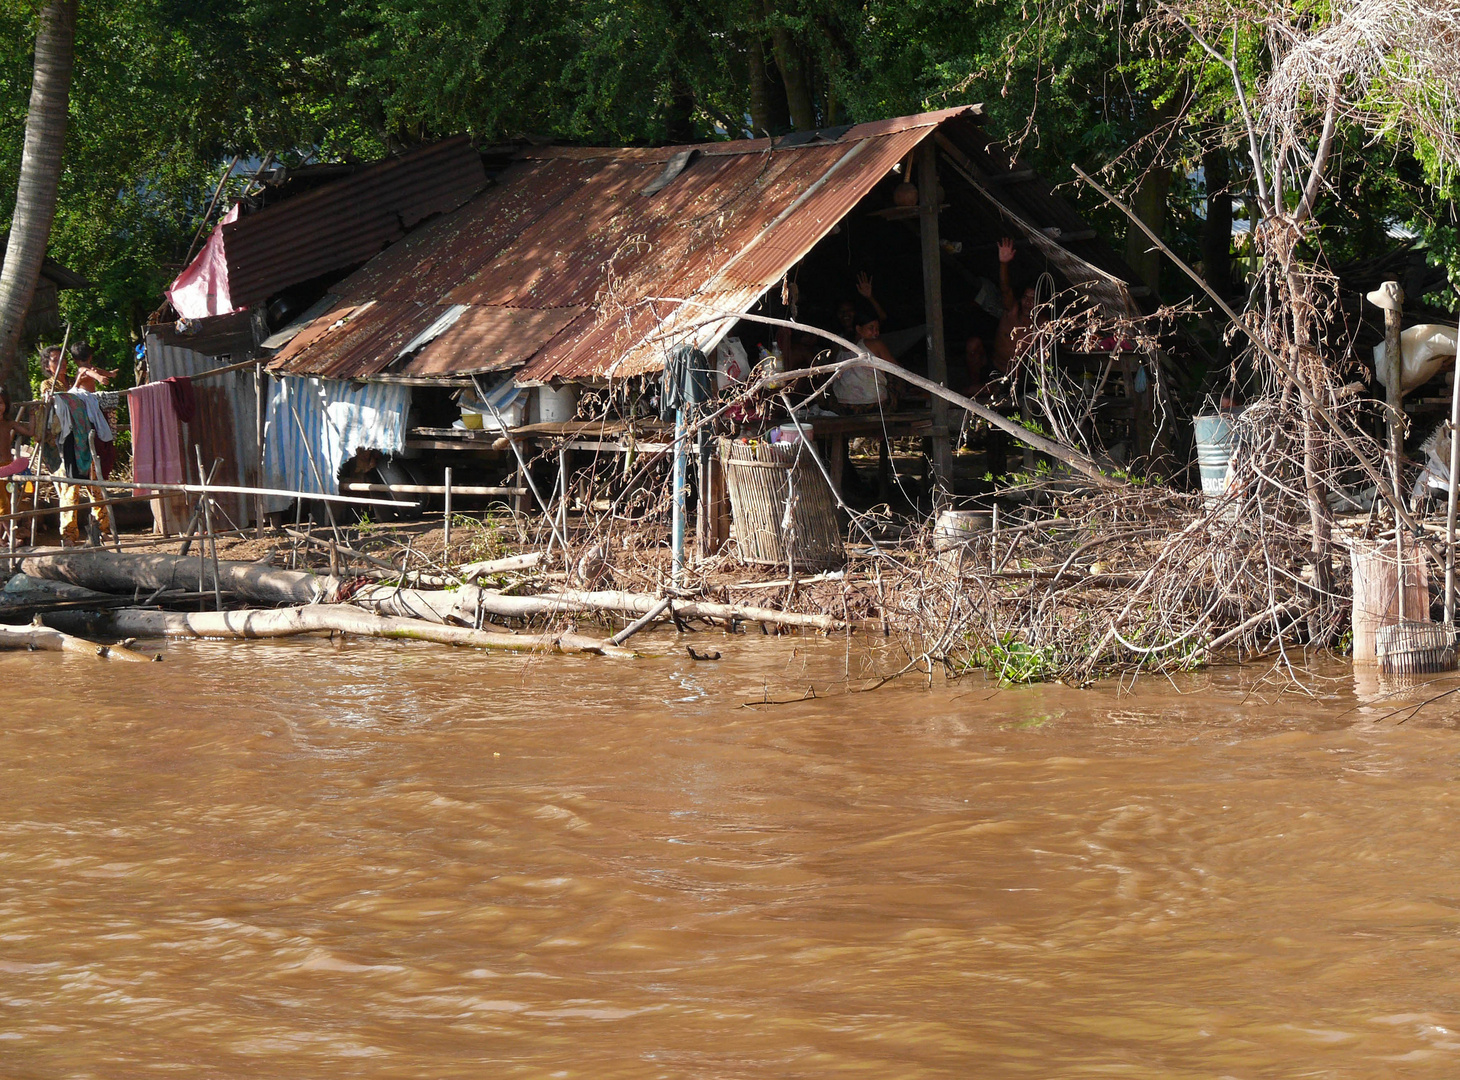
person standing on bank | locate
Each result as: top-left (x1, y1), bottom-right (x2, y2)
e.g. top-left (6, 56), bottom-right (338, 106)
top-left (833, 301), bottom-right (901, 411)
top-left (993, 237), bottom-right (1039, 373)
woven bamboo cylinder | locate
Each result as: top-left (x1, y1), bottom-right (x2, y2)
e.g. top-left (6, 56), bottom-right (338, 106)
top-left (1351, 541), bottom-right (1430, 663)
top-left (718, 437), bottom-right (844, 570)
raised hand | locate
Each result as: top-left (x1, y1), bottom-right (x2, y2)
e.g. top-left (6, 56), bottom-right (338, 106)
top-left (997, 237), bottom-right (1016, 263)
top-left (855, 271), bottom-right (874, 299)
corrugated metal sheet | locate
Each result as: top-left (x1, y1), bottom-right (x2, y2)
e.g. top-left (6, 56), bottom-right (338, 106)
top-left (263, 376), bottom-right (411, 496)
top-left (406, 305), bottom-right (586, 375)
top-left (145, 334), bottom-right (261, 527)
top-left (266, 105), bottom-right (1148, 385)
top-left (269, 301), bottom-right (446, 379)
top-left (268, 118), bottom-right (959, 382)
top-left (223, 137), bottom-right (487, 307)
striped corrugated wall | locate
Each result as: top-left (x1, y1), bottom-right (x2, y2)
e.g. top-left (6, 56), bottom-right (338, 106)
top-left (144, 335), bottom-right (262, 528)
top-left (263, 376), bottom-right (411, 498)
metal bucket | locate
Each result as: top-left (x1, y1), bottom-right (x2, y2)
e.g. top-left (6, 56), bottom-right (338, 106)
top-left (1192, 414), bottom-right (1235, 509)
top-left (933, 509), bottom-right (994, 552)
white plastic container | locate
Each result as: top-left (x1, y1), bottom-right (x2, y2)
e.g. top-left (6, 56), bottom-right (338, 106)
top-left (534, 383), bottom-right (580, 424)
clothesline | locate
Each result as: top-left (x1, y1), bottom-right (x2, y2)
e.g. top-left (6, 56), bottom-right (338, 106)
top-left (24, 472), bottom-right (404, 507)
top-left (14, 355), bottom-right (266, 411)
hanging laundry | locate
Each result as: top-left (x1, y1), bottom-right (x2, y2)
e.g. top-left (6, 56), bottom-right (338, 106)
top-left (164, 376), bottom-right (197, 423)
top-left (52, 394), bottom-right (94, 477)
top-left (130, 381), bottom-right (184, 488)
top-left (50, 393), bottom-right (108, 545)
top-left (71, 390), bottom-right (116, 477)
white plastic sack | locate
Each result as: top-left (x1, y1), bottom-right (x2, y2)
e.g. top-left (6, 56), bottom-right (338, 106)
top-left (1374, 323), bottom-right (1458, 393)
top-left (716, 337), bottom-right (749, 391)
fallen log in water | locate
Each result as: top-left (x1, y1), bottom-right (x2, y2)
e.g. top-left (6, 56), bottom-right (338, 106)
top-left (22, 551), bottom-right (334, 607)
top-left (351, 583), bottom-right (840, 632)
top-left (42, 605), bottom-right (634, 657)
top-left (543, 588), bottom-right (841, 632)
top-left (0, 623), bottom-right (153, 661)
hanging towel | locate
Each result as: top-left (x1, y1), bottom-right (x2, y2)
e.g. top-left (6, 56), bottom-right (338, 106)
top-left (0, 456), bottom-right (30, 479)
top-left (164, 376), bottom-right (197, 423)
top-left (130, 381), bottom-right (184, 489)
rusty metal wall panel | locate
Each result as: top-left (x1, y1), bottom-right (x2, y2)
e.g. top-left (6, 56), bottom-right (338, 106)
top-left (145, 336), bottom-right (260, 527)
top-left (222, 137), bottom-right (487, 307)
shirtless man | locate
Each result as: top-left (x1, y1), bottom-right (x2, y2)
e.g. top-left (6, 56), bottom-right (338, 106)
top-left (835, 272), bottom-right (888, 343)
top-left (963, 335), bottom-right (1003, 397)
top-left (993, 237), bottom-right (1038, 372)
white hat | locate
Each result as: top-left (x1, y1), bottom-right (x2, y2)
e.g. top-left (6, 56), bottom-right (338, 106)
top-left (1366, 280), bottom-right (1404, 312)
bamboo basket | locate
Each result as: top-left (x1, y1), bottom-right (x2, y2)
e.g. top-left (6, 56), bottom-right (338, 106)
top-left (1377, 620), bottom-right (1457, 675)
top-left (718, 438), bottom-right (844, 570)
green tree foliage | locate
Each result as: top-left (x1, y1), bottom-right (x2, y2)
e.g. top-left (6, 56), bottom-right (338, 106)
top-left (0, 0), bottom-right (1449, 364)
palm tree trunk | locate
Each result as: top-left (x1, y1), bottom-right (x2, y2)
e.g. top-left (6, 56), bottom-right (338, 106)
top-left (0, 0), bottom-right (78, 390)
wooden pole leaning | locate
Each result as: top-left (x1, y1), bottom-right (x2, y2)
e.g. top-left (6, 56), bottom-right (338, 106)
top-left (195, 446), bottom-right (223, 612)
top-left (1447, 318), bottom-right (1460, 625)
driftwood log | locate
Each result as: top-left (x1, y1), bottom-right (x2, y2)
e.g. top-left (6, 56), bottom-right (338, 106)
top-left (22, 551), bottom-right (333, 606)
top-left (0, 623), bottom-right (153, 661)
top-left (352, 583), bottom-right (840, 632)
top-left (43, 605), bottom-right (633, 657)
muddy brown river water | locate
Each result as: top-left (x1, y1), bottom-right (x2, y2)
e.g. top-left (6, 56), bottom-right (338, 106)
top-left (4, 635), bottom-right (1460, 1078)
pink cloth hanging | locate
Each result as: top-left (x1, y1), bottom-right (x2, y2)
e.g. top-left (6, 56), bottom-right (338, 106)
top-left (129, 382), bottom-right (184, 490)
top-left (0, 456), bottom-right (29, 478)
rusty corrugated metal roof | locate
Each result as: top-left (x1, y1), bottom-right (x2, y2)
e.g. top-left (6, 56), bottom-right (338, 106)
top-left (266, 105), bottom-right (1148, 384)
top-left (223, 137), bottom-right (487, 308)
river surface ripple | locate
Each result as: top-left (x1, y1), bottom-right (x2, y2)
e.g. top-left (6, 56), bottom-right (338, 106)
top-left (4, 636), bottom-right (1460, 1077)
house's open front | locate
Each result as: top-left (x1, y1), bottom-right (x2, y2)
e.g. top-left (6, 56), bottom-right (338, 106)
top-left (149, 106), bottom-right (1170, 544)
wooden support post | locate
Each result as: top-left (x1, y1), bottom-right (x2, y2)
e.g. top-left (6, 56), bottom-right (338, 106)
top-left (443, 466), bottom-right (453, 555)
top-left (557, 446), bottom-right (569, 544)
top-left (918, 138), bottom-right (952, 501)
top-left (1383, 292), bottom-right (1405, 516)
top-left (255, 366), bottom-right (266, 538)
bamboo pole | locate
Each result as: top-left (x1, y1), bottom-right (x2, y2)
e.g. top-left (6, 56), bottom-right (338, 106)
top-left (473, 381), bottom-right (569, 551)
top-left (24, 472), bottom-right (402, 507)
top-left (609, 596), bottom-right (673, 645)
top-left (195, 446), bottom-right (222, 611)
top-left (0, 490), bottom-right (156, 526)
top-left (354, 582), bottom-right (841, 632)
top-left (1446, 332), bottom-right (1460, 624)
